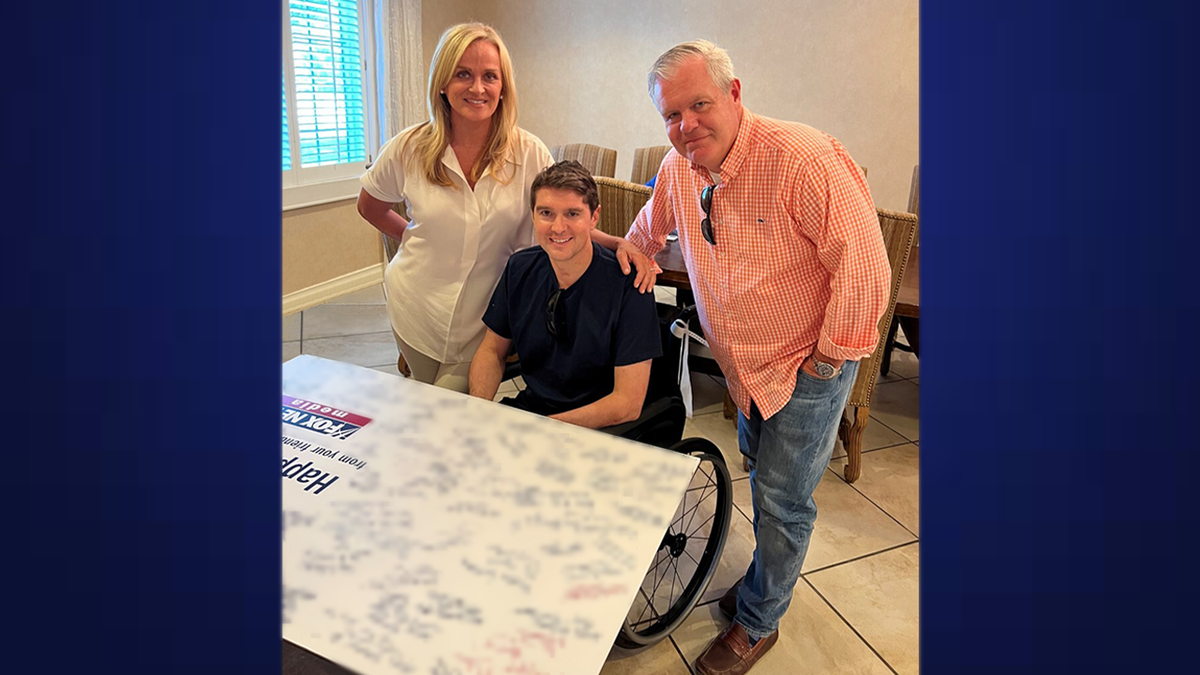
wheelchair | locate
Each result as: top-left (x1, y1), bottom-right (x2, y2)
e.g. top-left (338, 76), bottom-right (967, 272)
top-left (502, 303), bottom-right (734, 649)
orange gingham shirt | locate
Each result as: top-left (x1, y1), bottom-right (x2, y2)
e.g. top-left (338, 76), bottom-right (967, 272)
top-left (627, 111), bottom-right (892, 420)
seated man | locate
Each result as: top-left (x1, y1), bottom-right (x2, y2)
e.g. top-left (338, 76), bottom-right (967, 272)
top-left (468, 160), bottom-right (662, 429)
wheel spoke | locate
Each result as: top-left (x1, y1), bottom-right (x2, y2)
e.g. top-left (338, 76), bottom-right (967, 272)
top-left (686, 512), bottom-right (717, 539)
top-left (681, 482), bottom-right (716, 535)
top-left (644, 548), bottom-right (671, 580)
top-left (647, 548), bottom-right (673, 610)
top-left (631, 587), bottom-right (661, 629)
top-left (670, 485), bottom-right (693, 531)
top-left (635, 574), bottom-right (661, 627)
top-left (679, 480), bottom-right (712, 523)
top-left (670, 506), bottom-right (686, 532)
top-left (673, 461), bottom-right (718, 535)
top-left (638, 550), bottom-right (669, 626)
top-left (671, 556), bottom-right (684, 611)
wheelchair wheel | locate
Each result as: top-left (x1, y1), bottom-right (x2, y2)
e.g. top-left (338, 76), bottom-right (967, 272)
top-left (616, 438), bottom-right (732, 649)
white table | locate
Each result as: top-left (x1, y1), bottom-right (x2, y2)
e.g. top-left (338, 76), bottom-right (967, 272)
top-left (282, 356), bottom-right (699, 675)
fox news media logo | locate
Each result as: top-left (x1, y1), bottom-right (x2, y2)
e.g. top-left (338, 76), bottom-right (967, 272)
top-left (281, 396), bottom-right (372, 440)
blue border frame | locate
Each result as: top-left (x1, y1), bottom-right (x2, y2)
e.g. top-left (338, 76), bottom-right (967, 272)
top-left (923, 1), bottom-right (1200, 672)
top-left (7, 2), bottom-right (279, 671)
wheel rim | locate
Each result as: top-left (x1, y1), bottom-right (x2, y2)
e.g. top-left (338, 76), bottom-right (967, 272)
top-left (622, 444), bottom-right (731, 644)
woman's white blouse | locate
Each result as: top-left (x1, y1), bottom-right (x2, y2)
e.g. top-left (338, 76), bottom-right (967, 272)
top-left (360, 127), bottom-right (553, 363)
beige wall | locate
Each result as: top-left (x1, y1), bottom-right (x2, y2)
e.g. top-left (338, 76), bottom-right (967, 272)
top-left (474, 0), bottom-right (918, 212)
top-left (282, 201), bottom-right (382, 296)
top-left (422, 0), bottom-right (496, 76)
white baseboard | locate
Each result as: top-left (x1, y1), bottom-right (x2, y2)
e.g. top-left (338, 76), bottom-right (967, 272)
top-left (283, 264), bottom-right (386, 316)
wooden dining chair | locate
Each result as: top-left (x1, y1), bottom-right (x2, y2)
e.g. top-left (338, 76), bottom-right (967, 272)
top-left (550, 143), bottom-right (618, 178)
top-left (837, 208), bottom-right (918, 483)
top-left (880, 164), bottom-right (920, 377)
top-left (595, 176), bottom-right (652, 237)
top-left (631, 145), bottom-right (671, 185)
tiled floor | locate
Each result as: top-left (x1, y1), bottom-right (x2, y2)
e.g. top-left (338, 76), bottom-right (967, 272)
top-left (284, 284), bottom-right (920, 675)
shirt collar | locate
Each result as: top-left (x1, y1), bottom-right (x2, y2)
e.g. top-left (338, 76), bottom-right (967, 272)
top-left (441, 145), bottom-right (467, 182)
top-left (441, 145), bottom-right (511, 185)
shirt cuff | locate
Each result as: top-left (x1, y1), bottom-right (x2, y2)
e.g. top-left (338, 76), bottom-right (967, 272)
top-left (625, 227), bottom-right (663, 259)
top-left (817, 330), bottom-right (878, 363)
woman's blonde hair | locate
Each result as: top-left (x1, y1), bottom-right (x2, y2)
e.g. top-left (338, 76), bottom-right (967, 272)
top-left (400, 23), bottom-right (520, 188)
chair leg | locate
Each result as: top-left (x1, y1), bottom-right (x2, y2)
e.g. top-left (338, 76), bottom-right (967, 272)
top-left (898, 316), bottom-right (920, 359)
top-left (842, 405), bottom-right (869, 483)
top-left (880, 318), bottom-right (899, 377)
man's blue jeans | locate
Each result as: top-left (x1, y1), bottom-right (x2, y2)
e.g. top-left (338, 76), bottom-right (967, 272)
top-left (734, 360), bottom-right (859, 640)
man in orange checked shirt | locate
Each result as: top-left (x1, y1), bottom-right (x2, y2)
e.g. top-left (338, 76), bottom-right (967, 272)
top-left (593, 40), bottom-right (892, 675)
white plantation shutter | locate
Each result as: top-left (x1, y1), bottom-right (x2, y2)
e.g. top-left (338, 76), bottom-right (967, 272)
top-left (288, 0), bottom-right (367, 167)
top-left (282, 0), bottom-right (407, 210)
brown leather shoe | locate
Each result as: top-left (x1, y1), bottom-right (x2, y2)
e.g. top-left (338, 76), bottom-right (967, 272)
top-left (719, 577), bottom-right (743, 620)
top-left (695, 622), bottom-right (779, 675)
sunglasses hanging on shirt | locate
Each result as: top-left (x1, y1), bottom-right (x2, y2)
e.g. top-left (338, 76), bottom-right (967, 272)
top-left (545, 287), bottom-right (565, 340)
top-left (700, 185), bottom-right (717, 246)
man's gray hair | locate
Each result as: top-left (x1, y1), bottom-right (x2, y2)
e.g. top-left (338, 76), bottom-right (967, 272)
top-left (647, 40), bottom-right (736, 96)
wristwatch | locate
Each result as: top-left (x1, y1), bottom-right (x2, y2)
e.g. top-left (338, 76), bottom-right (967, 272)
top-left (811, 356), bottom-right (838, 379)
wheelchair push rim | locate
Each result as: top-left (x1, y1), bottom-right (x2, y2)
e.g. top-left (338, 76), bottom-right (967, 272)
top-left (617, 439), bottom-right (732, 648)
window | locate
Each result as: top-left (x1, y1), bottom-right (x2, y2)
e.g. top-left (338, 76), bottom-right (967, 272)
top-left (282, 0), bottom-right (379, 209)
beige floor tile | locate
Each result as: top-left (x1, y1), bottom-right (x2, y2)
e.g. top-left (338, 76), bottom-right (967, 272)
top-left (601, 639), bottom-right (690, 674)
top-left (690, 372), bottom-right (727, 416)
top-left (653, 286), bottom-right (678, 305)
top-left (879, 348), bottom-right (919, 382)
top-left (283, 341), bottom-right (301, 363)
top-left (831, 412), bottom-right (909, 460)
top-left (730, 471), bottom-right (915, 573)
top-left (302, 304), bottom-right (393, 340)
top-left (829, 444), bottom-right (919, 536)
top-left (807, 544), bottom-right (919, 675)
top-left (330, 284), bottom-right (386, 305)
top-left (869, 380), bottom-right (919, 442)
top-left (683, 411), bottom-right (746, 480)
top-left (283, 313), bottom-right (302, 341)
top-left (674, 589), bottom-right (892, 675)
top-left (492, 380), bottom-right (518, 402)
top-left (301, 332), bottom-right (398, 368)
top-left (730, 477), bottom-right (752, 520)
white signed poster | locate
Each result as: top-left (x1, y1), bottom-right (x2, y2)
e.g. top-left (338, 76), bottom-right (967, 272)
top-left (282, 356), bottom-right (699, 675)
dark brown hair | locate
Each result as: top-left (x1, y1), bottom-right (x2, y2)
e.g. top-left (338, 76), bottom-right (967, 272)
top-left (530, 160), bottom-right (599, 213)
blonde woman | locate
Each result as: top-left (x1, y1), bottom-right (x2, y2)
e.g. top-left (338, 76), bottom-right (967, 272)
top-left (357, 23), bottom-right (552, 392)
